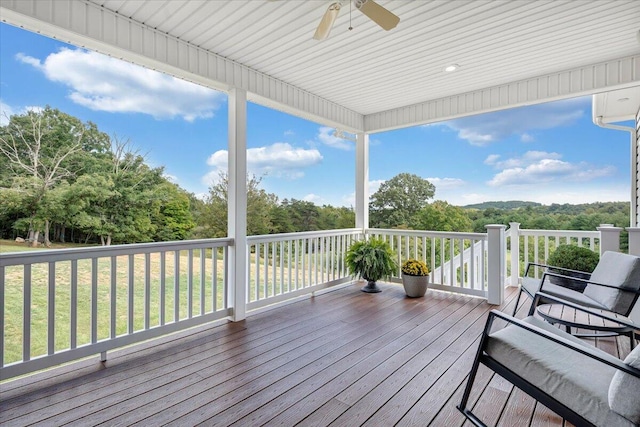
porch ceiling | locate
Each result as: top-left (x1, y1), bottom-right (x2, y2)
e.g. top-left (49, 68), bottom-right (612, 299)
top-left (2, 0), bottom-right (640, 131)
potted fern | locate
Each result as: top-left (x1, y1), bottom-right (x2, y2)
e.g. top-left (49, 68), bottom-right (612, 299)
top-left (345, 238), bottom-right (397, 293)
top-left (401, 259), bottom-right (430, 297)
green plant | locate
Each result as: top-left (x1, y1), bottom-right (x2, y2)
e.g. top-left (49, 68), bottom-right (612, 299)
top-left (401, 259), bottom-right (429, 276)
top-left (546, 244), bottom-right (599, 292)
top-left (546, 244), bottom-right (599, 273)
top-left (345, 238), bottom-right (397, 283)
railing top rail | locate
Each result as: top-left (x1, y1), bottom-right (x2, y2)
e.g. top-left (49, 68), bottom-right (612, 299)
top-left (0, 237), bottom-right (233, 266)
top-left (517, 229), bottom-right (599, 238)
top-left (366, 228), bottom-right (487, 240)
top-left (247, 228), bottom-right (362, 244)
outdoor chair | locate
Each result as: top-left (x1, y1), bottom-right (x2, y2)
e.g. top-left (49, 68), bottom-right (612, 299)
top-left (458, 292), bottom-right (640, 427)
top-left (512, 251), bottom-right (640, 345)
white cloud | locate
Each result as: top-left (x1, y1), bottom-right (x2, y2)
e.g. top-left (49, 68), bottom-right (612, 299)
top-left (487, 158), bottom-right (614, 187)
top-left (303, 193), bottom-right (324, 204)
top-left (317, 126), bottom-right (353, 150)
top-left (284, 130), bottom-right (295, 136)
top-left (425, 177), bottom-right (465, 189)
top-left (485, 151), bottom-right (563, 170)
top-left (435, 96), bottom-right (589, 146)
top-left (0, 101), bottom-right (44, 126)
top-left (342, 179), bottom-right (387, 207)
top-left (203, 142), bottom-right (322, 185)
top-left (0, 100), bottom-right (15, 126)
top-left (521, 133), bottom-right (534, 142)
top-left (17, 49), bottom-right (223, 121)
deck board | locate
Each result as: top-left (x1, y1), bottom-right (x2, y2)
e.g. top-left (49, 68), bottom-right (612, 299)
top-left (0, 283), bottom-right (632, 427)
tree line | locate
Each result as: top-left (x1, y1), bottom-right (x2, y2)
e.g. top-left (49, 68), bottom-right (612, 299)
top-left (0, 108), bottom-right (630, 246)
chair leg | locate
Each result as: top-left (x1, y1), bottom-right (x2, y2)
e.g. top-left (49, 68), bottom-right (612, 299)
top-left (512, 288), bottom-right (522, 316)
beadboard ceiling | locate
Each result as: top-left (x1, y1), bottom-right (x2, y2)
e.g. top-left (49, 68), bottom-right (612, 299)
top-left (2, 0), bottom-right (640, 128)
top-left (91, 0), bottom-right (640, 113)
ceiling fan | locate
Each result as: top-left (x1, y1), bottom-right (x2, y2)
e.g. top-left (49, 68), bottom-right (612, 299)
top-left (313, 0), bottom-right (400, 41)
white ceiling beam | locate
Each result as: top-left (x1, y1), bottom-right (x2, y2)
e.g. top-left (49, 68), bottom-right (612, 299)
top-left (365, 55), bottom-right (640, 133)
top-left (0, 0), bottom-right (364, 132)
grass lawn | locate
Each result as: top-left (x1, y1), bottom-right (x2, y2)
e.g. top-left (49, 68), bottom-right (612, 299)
top-left (2, 240), bottom-right (347, 366)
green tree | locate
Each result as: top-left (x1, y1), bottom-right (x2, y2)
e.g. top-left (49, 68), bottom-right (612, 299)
top-left (0, 107), bottom-right (110, 245)
top-left (411, 200), bottom-right (472, 232)
top-left (197, 173), bottom-right (278, 238)
top-left (369, 173), bottom-right (435, 228)
top-left (150, 182), bottom-right (196, 241)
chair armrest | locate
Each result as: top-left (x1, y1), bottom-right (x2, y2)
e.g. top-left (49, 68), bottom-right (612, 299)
top-left (485, 309), bottom-right (640, 377)
top-left (524, 262), bottom-right (592, 278)
top-left (539, 271), bottom-right (640, 294)
top-left (531, 292), bottom-right (639, 330)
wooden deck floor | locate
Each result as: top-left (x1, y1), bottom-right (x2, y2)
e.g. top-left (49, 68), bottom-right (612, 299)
top-left (0, 283), bottom-right (633, 426)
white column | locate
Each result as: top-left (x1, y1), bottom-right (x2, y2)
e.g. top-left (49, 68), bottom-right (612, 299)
top-left (355, 133), bottom-right (369, 230)
top-left (627, 227), bottom-right (640, 256)
top-left (630, 126), bottom-right (638, 226)
top-left (597, 224), bottom-right (622, 255)
top-left (228, 88), bottom-right (247, 322)
top-left (486, 224), bottom-right (506, 305)
top-left (508, 222), bottom-right (520, 287)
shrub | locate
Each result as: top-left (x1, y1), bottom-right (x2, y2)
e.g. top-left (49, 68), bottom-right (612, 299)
top-left (401, 259), bottom-right (429, 276)
top-left (546, 244), bottom-right (599, 273)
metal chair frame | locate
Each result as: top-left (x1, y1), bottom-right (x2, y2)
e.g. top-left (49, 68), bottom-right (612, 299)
top-left (458, 293), bottom-right (640, 427)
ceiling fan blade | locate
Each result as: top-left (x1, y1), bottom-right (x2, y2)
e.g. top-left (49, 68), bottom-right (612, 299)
top-left (313, 2), bottom-right (341, 41)
top-left (355, 0), bottom-right (399, 31)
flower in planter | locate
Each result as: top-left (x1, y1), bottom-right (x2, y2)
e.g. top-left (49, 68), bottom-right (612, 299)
top-left (401, 259), bottom-right (429, 276)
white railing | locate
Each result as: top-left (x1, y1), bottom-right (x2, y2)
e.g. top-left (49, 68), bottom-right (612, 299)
top-left (0, 238), bottom-right (232, 380)
top-left (506, 222), bottom-right (603, 285)
top-left (365, 228), bottom-right (489, 298)
top-left (246, 229), bottom-right (362, 311)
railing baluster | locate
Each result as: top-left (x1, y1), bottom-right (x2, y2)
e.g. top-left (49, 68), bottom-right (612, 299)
top-left (279, 241), bottom-right (284, 295)
top-left (449, 239), bottom-right (455, 287)
top-left (470, 239), bottom-right (476, 290)
top-left (223, 247), bottom-right (229, 309)
top-left (174, 251), bottom-right (180, 322)
top-left (0, 265), bottom-right (4, 366)
top-left (287, 240), bottom-right (292, 292)
top-left (144, 253), bottom-right (151, 329)
top-left (160, 251), bottom-right (166, 325)
top-left (187, 249), bottom-right (193, 318)
top-left (200, 248), bottom-right (205, 315)
top-left (92, 258), bottom-right (98, 343)
top-left (70, 260), bottom-right (77, 349)
top-left (264, 243), bottom-right (269, 297)
top-left (254, 243), bottom-right (260, 300)
top-left (110, 256), bottom-right (117, 338)
top-left (48, 262), bottom-right (55, 355)
top-left (212, 248), bottom-right (218, 311)
top-left (458, 239), bottom-right (464, 288)
top-left (23, 264), bottom-right (31, 362)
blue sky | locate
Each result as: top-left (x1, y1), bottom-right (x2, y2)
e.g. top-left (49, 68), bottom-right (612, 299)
top-left (0, 23), bottom-right (632, 207)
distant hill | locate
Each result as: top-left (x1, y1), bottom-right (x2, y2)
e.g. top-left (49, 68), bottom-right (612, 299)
top-left (463, 201), bottom-right (542, 210)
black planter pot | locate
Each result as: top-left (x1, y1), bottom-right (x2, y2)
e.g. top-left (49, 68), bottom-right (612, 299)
top-left (549, 270), bottom-right (590, 292)
top-left (361, 280), bottom-right (382, 293)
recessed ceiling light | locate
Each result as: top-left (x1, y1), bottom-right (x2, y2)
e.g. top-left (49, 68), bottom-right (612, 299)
top-left (444, 64), bottom-right (460, 72)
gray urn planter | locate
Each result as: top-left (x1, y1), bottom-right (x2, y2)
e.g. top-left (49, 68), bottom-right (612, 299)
top-left (401, 273), bottom-right (428, 297)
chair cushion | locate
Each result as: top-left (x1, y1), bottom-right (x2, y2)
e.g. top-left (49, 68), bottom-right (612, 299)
top-left (609, 345), bottom-right (640, 424)
top-left (523, 277), bottom-right (608, 310)
top-left (584, 251), bottom-right (640, 315)
top-left (486, 316), bottom-right (634, 427)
